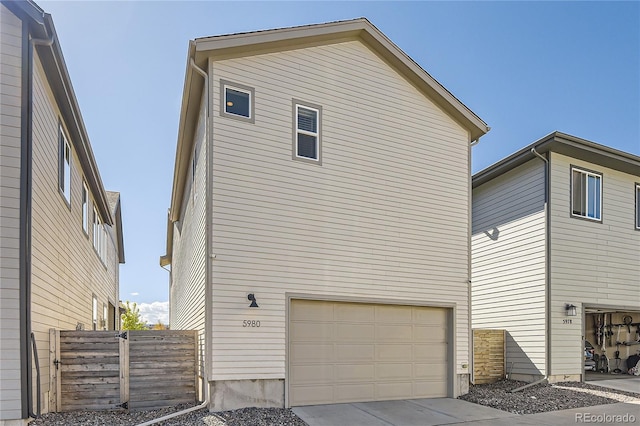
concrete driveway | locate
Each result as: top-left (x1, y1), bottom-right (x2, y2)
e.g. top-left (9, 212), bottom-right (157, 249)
top-left (587, 376), bottom-right (640, 394)
top-left (292, 398), bottom-right (640, 426)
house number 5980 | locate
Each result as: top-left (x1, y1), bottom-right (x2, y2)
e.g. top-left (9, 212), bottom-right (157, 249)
top-left (243, 320), bottom-right (260, 327)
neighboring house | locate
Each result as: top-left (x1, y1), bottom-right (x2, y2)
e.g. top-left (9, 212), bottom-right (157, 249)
top-left (162, 18), bottom-right (489, 411)
top-left (472, 131), bottom-right (639, 383)
top-left (0, 1), bottom-right (124, 423)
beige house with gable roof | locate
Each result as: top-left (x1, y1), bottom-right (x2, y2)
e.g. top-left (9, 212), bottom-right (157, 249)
top-left (472, 132), bottom-right (639, 384)
top-left (0, 1), bottom-right (124, 423)
top-left (163, 18), bottom-right (489, 410)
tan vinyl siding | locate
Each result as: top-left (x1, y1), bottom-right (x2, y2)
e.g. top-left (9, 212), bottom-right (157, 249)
top-left (28, 51), bottom-right (119, 413)
top-left (549, 152), bottom-right (640, 376)
top-left (170, 91), bottom-right (207, 381)
top-left (0, 3), bottom-right (23, 420)
top-left (209, 40), bottom-right (471, 387)
top-left (472, 159), bottom-right (547, 377)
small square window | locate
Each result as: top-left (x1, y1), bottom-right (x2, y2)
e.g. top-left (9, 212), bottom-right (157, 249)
top-left (292, 100), bottom-right (322, 165)
top-left (220, 80), bottom-right (254, 123)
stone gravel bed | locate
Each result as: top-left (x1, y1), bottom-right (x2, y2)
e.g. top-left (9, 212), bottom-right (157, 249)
top-left (29, 379), bottom-right (640, 425)
top-left (459, 379), bottom-right (640, 415)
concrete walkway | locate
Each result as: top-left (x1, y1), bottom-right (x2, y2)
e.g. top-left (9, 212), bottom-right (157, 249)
top-left (292, 398), bottom-right (640, 426)
top-left (586, 376), bottom-right (640, 393)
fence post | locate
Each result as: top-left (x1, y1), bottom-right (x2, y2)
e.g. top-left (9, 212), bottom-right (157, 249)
top-left (119, 332), bottom-right (129, 411)
top-left (48, 329), bottom-right (60, 412)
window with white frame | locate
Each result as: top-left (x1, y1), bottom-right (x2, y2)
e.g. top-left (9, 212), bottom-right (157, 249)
top-left (220, 80), bottom-right (254, 123)
top-left (93, 206), bottom-right (100, 251)
top-left (82, 182), bottom-right (89, 234)
top-left (59, 127), bottom-right (71, 204)
top-left (293, 101), bottom-right (321, 163)
top-left (635, 183), bottom-right (640, 230)
top-left (571, 167), bottom-right (602, 221)
top-left (102, 303), bottom-right (108, 330)
top-left (92, 295), bottom-right (98, 330)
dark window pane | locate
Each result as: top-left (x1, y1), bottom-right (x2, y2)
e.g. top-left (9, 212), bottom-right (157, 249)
top-left (572, 170), bottom-right (585, 216)
top-left (298, 107), bottom-right (317, 133)
top-left (297, 134), bottom-right (317, 159)
top-left (225, 88), bottom-right (250, 117)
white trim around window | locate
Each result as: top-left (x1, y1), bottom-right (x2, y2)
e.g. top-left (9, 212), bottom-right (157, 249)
top-left (571, 166), bottom-right (602, 222)
top-left (635, 183), bottom-right (640, 230)
top-left (58, 126), bottom-right (71, 205)
top-left (82, 182), bottom-right (89, 235)
top-left (292, 100), bottom-right (322, 165)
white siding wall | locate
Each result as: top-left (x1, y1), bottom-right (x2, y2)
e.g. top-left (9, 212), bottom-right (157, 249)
top-left (29, 51), bottom-right (119, 413)
top-left (549, 152), bottom-right (640, 377)
top-left (208, 41), bottom-right (471, 387)
top-left (0, 3), bottom-right (23, 420)
top-left (170, 92), bottom-right (207, 380)
top-left (472, 159), bottom-right (547, 378)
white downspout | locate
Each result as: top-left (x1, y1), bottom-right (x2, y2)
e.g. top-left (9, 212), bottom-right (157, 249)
top-left (136, 56), bottom-right (210, 426)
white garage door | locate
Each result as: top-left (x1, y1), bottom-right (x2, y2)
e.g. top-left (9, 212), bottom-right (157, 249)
top-left (288, 300), bottom-right (449, 406)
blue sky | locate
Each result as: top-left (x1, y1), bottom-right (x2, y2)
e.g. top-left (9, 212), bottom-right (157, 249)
top-left (38, 1), bottom-right (639, 322)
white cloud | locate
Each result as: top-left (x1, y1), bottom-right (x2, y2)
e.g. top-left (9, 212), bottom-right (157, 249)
top-left (130, 292), bottom-right (139, 296)
top-left (137, 301), bottom-right (169, 325)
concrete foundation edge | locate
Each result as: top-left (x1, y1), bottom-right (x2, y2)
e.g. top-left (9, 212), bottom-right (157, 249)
top-left (209, 379), bottom-right (284, 411)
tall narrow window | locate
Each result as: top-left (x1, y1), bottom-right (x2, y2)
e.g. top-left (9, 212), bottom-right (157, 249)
top-left (59, 128), bottom-right (71, 204)
top-left (571, 167), bottom-right (602, 221)
top-left (92, 295), bottom-right (98, 331)
top-left (93, 207), bottom-right (100, 251)
top-left (293, 101), bottom-right (322, 164)
top-left (82, 183), bottom-right (89, 234)
top-left (102, 303), bottom-right (108, 330)
top-left (635, 183), bottom-right (640, 230)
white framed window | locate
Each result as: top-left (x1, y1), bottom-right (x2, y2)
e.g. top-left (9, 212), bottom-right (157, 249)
top-left (220, 80), bottom-right (254, 123)
top-left (102, 303), bottom-right (108, 330)
top-left (635, 183), bottom-right (640, 230)
top-left (293, 100), bottom-right (322, 164)
top-left (92, 295), bottom-right (98, 331)
top-left (58, 127), bottom-right (71, 204)
top-left (82, 182), bottom-right (89, 234)
top-left (571, 166), bottom-right (602, 221)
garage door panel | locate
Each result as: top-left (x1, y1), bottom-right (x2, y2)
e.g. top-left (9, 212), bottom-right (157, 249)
top-left (291, 343), bottom-right (333, 362)
top-left (414, 344), bottom-right (447, 361)
top-left (414, 381), bottom-right (448, 397)
top-left (336, 344), bottom-right (375, 361)
top-left (413, 308), bottom-right (447, 325)
top-left (414, 363), bottom-right (448, 379)
top-left (336, 364), bottom-right (375, 381)
top-left (376, 381), bottom-right (413, 399)
top-left (292, 300), bottom-right (334, 321)
top-left (335, 383), bottom-right (375, 402)
top-left (414, 325), bottom-right (447, 342)
top-left (376, 324), bottom-right (413, 340)
top-left (291, 322), bottom-right (334, 340)
top-left (336, 323), bottom-right (375, 341)
top-left (291, 385), bottom-right (333, 405)
top-left (377, 363), bottom-right (412, 380)
top-left (289, 300), bottom-right (450, 406)
top-left (376, 305), bottom-right (412, 323)
top-left (290, 364), bottom-right (333, 384)
top-left (376, 344), bottom-right (412, 361)
top-left (335, 303), bottom-right (375, 322)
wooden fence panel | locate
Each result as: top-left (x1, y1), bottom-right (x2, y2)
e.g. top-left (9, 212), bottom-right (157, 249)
top-left (473, 329), bottom-right (506, 384)
top-left (128, 330), bottom-right (197, 411)
top-left (58, 331), bottom-right (122, 411)
top-left (54, 330), bottom-right (197, 412)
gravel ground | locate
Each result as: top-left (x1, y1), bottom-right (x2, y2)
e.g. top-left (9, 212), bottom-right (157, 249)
top-left (459, 379), bottom-right (640, 414)
top-left (29, 379), bottom-right (640, 425)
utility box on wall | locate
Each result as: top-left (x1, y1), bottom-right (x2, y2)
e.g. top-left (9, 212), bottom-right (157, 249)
top-left (473, 329), bottom-right (506, 384)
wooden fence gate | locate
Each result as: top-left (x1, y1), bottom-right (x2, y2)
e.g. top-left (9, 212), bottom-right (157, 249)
top-left (49, 330), bottom-right (198, 412)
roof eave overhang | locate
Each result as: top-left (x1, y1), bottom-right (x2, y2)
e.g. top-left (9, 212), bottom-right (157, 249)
top-left (5, 0), bottom-right (115, 225)
top-left (473, 131), bottom-right (640, 188)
